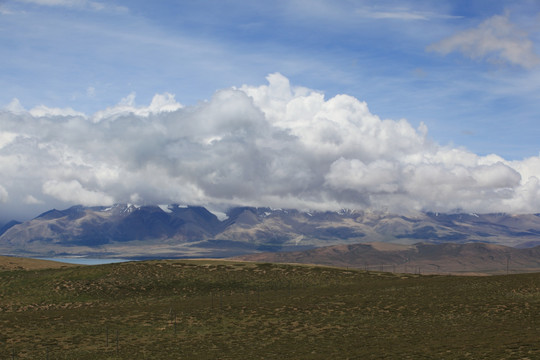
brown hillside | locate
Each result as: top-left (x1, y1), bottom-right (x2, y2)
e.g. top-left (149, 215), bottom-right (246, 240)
top-left (233, 242), bottom-right (540, 275)
top-left (0, 256), bottom-right (77, 271)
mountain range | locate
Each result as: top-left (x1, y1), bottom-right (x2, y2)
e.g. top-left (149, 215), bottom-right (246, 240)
top-left (2, 204), bottom-right (540, 259)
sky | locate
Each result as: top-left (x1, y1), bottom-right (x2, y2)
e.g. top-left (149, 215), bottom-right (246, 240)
top-left (1, 0), bottom-right (540, 222)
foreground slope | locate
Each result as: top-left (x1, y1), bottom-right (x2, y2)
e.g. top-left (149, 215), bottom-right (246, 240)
top-left (1, 260), bottom-right (540, 359)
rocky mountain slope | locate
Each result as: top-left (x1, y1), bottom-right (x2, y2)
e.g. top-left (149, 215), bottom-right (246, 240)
top-left (2, 204), bottom-right (540, 258)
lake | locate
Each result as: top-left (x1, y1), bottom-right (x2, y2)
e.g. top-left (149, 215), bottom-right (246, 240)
top-left (37, 257), bottom-right (131, 265)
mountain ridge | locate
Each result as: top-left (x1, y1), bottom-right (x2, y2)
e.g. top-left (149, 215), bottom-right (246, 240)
top-left (2, 204), bottom-right (540, 258)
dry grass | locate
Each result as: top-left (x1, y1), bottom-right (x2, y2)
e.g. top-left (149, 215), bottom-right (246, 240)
top-left (0, 256), bottom-right (77, 271)
top-left (1, 259), bottom-right (539, 358)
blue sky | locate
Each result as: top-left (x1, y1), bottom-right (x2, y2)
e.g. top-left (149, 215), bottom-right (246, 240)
top-left (2, 0), bottom-right (540, 220)
top-left (2, 0), bottom-right (539, 159)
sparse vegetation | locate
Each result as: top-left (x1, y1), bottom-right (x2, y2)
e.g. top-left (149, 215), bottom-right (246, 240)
top-left (0, 256), bottom-right (77, 271)
top-left (1, 259), bottom-right (540, 359)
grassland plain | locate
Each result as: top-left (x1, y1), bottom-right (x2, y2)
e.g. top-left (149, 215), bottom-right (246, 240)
top-left (1, 260), bottom-right (540, 359)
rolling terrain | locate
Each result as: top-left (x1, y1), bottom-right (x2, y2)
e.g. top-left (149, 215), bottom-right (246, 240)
top-left (234, 242), bottom-right (540, 275)
top-left (0, 256), bottom-right (77, 271)
top-left (1, 259), bottom-right (540, 358)
top-left (3, 204), bottom-right (540, 258)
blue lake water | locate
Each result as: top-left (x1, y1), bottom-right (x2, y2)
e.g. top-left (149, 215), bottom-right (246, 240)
top-left (37, 258), bottom-right (131, 265)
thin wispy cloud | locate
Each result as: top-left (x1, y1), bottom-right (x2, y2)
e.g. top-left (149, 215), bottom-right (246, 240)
top-left (427, 13), bottom-right (540, 69)
top-left (0, 4), bottom-right (13, 15)
top-left (355, 6), bottom-right (461, 21)
top-left (362, 11), bottom-right (427, 21)
top-left (15, 0), bottom-right (127, 12)
top-left (17, 0), bottom-right (85, 5)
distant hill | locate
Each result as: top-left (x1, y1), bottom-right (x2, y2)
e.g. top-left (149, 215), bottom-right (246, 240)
top-left (0, 220), bottom-right (21, 237)
top-left (0, 255), bottom-right (76, 271)
top-left (2, 204), bottom-right (540, 258)
top-left (233, 242), bottom-right (540, 275)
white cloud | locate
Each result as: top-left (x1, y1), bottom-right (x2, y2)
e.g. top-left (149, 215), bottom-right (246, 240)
top-left (23, 195), bottom-right (43, 204)
top-left (91, 92), bottom-right (182, 122)
top-left (17, 0), bottom-right (85, 6)
top-left (2, 74), bottom-right (540, 217)
top-left (42, 180), bottom-right (114, 206)
top-left (356, 8), bottom-right (428, 21)
top-left (355, 6), bottom-right (462, 21)
top-left (427, 13), bottom-right (540, 69)
top-left (86, 86), bottom-right (96, 98)
top-left (5, 98), bottom-right (26, 114)
top-left (0, 132), bottom-right (18, 149)
top-left (29, 105), bottom-right (86, 118)
top-left (325, 158), bottom-right (400, 194)
top-left (0, 5), bottom-right (14, 15)
top-left (3, 99), bottom-right (86, 118)
top-left (0, 185), bottom-right (8, 203)
top-left (15, 0), bottom-right (127, 12)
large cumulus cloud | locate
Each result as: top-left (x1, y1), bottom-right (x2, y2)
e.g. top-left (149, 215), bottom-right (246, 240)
top-left (1, 73), bottom-right (540, 220)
